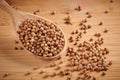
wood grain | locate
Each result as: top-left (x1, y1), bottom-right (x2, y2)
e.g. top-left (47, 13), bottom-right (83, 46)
top-left (0, 0), bottom-right (120, 80)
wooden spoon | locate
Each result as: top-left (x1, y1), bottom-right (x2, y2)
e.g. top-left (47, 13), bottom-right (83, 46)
top-left (0, 0), bottom-right (66, 60)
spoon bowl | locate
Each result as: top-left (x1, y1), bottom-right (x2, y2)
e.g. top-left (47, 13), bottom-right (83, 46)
top-left (0, 0), bottom-right (66, 60)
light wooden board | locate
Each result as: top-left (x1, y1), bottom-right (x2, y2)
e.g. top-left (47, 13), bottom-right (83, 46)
top-left (0, 0), bottom-right (120, 80)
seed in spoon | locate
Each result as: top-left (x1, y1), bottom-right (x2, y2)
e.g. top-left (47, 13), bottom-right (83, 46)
top-left (18, 19), bottom-right (65, 58)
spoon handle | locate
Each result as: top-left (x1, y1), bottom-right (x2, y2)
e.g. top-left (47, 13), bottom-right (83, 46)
top-left (0, 0), bottom-right (22, 30)
top-left (0, 0), bottom-right (16, 15)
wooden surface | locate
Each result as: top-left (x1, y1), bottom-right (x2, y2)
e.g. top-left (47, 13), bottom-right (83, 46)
top-left (0, 0), bottom-right (120, 80)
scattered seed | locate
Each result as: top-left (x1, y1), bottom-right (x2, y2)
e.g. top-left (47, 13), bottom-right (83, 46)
top-left (39, 70), bottom-right (44, 74)
top-left (87, 14), bottom-right (92, 18)
top-left (50, 11), bottom-right (55, 15)
top-left (99, 22), bottom-right (103, 26)
top-left (25, 72), bottom-right (31, 76)
top-left (2, 73), bottom-right (9, 78)
top-left (75, 5), bottom-right (81, 11)
top-left (33, 66), bottom-right (39, 70)
top-left (15, 40), bottom-right (19, 44)
top-left (108, 61), bottom-right (112, 66)
top-left (82, 19), bottom-right (87, 23)
top-left (101, 72), bottom-right (106, 76)
top-left (94, 33), bottom-right (101, 37)
top-left (92, 77), bottom-right (96, 80)
top-left (54, 66), bottom-right (61, 70)
top-left (104, 10), bottom-right (108, 14)
top-left (15, 47), bottom-right (18, 50)
top-left (66, 77), bottom-right (71, 80)
top-left (56, 56), bottom-right (61, 60)
top-left (68, 36), bottom-right (74, 43)
top-left (79, 22), bottom-right (83, 26)
top-left (43, 74), bottom-right (49, 78)
top-left (103, 29), bottom-right (109, 33)
top-left (58, 60), bottom-right (63, 64)
top-left (83, 30), bottom-right (86, 34)
top-left (31, 77), bottom-right (36, 80)
top-left (110, 0), bottom-right (113, 3)
top-left (20, 47), bottom-right (24, 50)
top-left (89, 38), bottom-right (93, 42)
top-left (50, 72), bottom-right (56, 77)
top-left (65, 11), bottom-right (70, 15)
top-left (85, 12), bottom-right (90, 15)
top-left (64, 16), bottom-right (72, 25)
top-left (33, 10), bottom-right (39, 15)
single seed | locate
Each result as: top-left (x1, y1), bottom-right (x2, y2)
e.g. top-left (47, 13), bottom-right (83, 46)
top-left (50, 11), bottom-right (56, 15)
top-left (99, 22), bottom-right (103, 26)
top-left (39, 70), bottom-right (44, 74)
top-left (104, 10), bottom-right (108, 14)
top-left (85, 12), bottom-right (89, 15)
top-left (92, 77), bottom-right (96, 80)
top-left (15, 47), bottom-right (18, 50)
top-left (31, 77), bottom-right (36, 80)
top-left (65, 11), bottom-right (70, 15)
top-left (87, 25), bottom-right (91, 29)
top-left (87, 14), bottom-right (92, 18)
top-left (101, 72), bottom-right (106, 76)
top-left (103, 29), bottom-right (109, 33)
top-left (33, 66), bottom-right (39, 70)
top-left (66, 77), bottom-right (71, 80)
top-left (43, 74), bottom-right (49, 78)
top-left (89, 38), bottom-right (93, 42)
top-left (83, 30), bottom-right (86, 34)
top-left (108, 61), bottom-right (112, 66)
top-left (15, 40), bottom-right (19, 44)
top-left (50, 72), bottom-right (56, 77)
top-left (64, 16), bottom-right (72, 25)
top-left (3, 73), bottom-right (9, 78)
top-left (33, 10), bottom-right (39, 15)
top-left (25, 72), bottom-right (31, 76)
top-left (110, 0), bottom-right (113, 3)
top-left (20, 47), bottom-right (24, 50)
top-left (54, 66), bottom-right (61, 70)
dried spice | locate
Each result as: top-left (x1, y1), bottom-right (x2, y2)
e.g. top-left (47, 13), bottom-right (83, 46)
top-left (103, 29), bottom-right (109, 33)
top-left (75, 5), bottom-right (81, 11)
top-left (104, 10), bottom-right (108, 14)
top-left (18, 19), bottom-right (65, 57)
top-left (33, 10), bottom-right (40, 15)
top-left (2, 73), bottom-right (9, 78)
top-left (64, 16), bottom-right (72, 25)
top-left (50, 11), bottom-right (56, 15)
top-left (99, 22), bottom-right (103, 26)
top-left (24, 72), bottom-right (31, 76)
top-left (15, 47), bottom-right (18, 50)
top-left (101, 72), bottom-right (106, 76)
top-left (15, 40), bottom-right (19, 44)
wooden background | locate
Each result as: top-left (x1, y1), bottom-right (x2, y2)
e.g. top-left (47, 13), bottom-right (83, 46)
top-left (0, 0), bottom-right (120, 80)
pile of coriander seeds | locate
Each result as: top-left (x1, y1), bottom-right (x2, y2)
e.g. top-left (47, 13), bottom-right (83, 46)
top-left (17, 18), bottom-right (65, 57)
